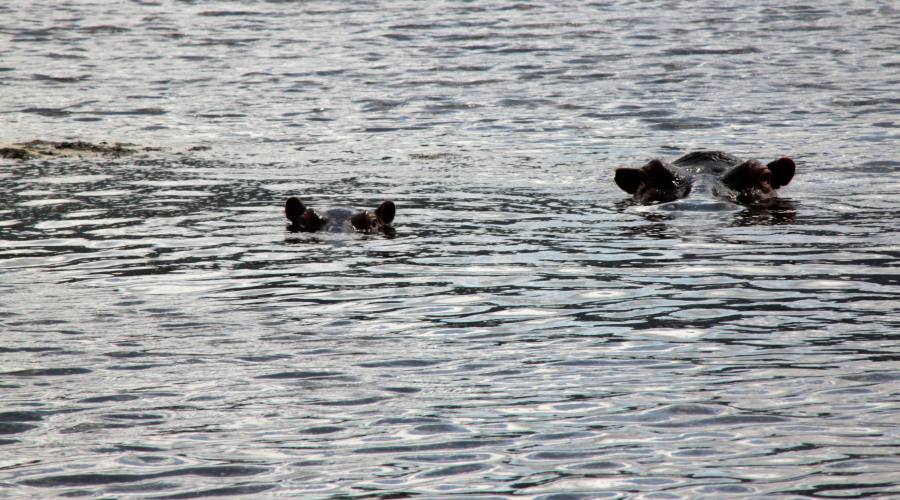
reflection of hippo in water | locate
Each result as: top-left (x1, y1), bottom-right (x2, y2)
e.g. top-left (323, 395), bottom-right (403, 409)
top-left (285, 197), bottom-right (396, 235)
top-left (614, 151), bottom-right (796, 205)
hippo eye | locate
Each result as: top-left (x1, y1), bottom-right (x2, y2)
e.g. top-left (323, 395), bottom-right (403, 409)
top-left (761, 172), bottom-right (771, 184)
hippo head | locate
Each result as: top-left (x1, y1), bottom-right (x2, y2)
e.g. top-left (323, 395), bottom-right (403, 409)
top-left (719, 157), bottom-right (796, 203)
top-left (351, 200), bottom-right (396, 234)
top-left (285, 196), bottom-right (328, 232)
top-left (615, 159), bottom-right (692, 204)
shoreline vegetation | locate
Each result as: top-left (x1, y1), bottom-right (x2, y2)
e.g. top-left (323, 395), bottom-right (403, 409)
top-left (0, 140), bottom-right (209, 161)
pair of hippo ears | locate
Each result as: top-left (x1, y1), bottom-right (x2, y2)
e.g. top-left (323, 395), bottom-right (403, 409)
top-left (285, 197), bottom-right (395, 225)
top-left (615, 157), bottom-right (796, 194)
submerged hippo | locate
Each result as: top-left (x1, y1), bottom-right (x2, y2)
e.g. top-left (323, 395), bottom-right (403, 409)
top-left (285, 197), bottom-right (396, 235)
top-left (614, 151), bottom-right (796, 205)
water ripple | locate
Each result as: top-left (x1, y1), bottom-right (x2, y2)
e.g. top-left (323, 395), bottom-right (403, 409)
top-left (1, 0), bottom-right (898, 497)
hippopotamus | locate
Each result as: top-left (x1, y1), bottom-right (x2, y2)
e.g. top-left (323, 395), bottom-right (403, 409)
top-left (614, 151), bottom-right (796, 205)
top-left (285, 197), bottom-right (396, 235)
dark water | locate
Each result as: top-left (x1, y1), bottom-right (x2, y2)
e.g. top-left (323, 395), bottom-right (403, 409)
top-left (2, 1), bottom-right (899, 498)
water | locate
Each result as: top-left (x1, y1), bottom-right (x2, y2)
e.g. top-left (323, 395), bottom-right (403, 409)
top-left (2, 1), bottom-right (899, 497)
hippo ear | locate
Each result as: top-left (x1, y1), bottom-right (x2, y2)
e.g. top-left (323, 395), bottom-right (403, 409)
top-left (375, 200), bottom-right (395, 225)
top-left (614, 168), bottom-right (644, 194)
top-left (285, 197), bottom-right (306, 222)
top-left (767, 157), bottom-right (795, 189)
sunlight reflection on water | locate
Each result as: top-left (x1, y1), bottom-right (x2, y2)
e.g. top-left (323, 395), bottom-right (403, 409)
top-left (1, 0), bottom-right (899, 497)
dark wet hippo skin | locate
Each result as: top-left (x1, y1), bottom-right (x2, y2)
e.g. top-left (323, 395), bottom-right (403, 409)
top-left (615, 151), bottom-right (796, 205)
top-left (285, 197), bottom-right (396, 235)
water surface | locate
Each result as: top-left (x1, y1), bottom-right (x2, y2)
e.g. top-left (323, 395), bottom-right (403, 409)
top-left (1, 0), bottom-right (899, 497)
